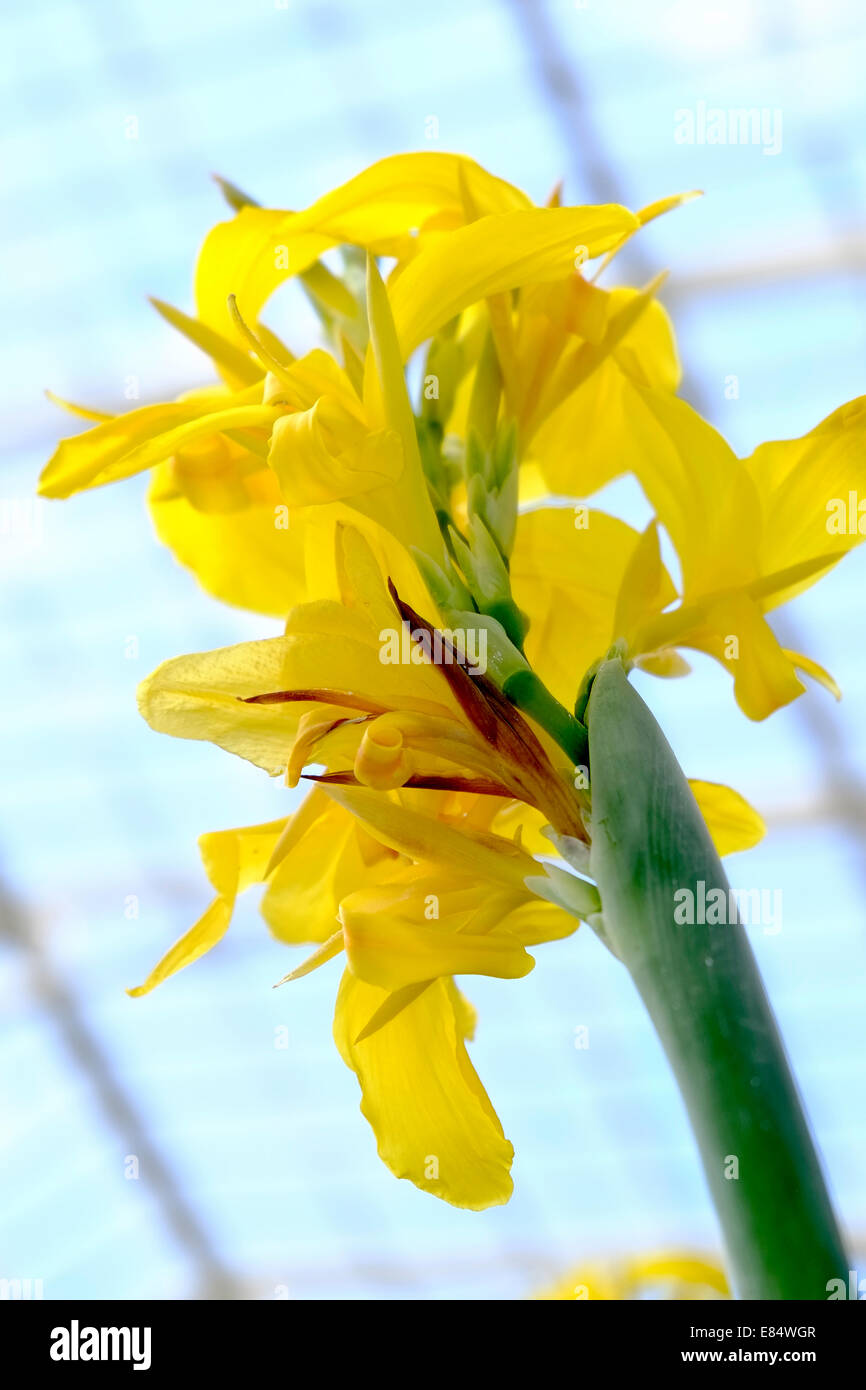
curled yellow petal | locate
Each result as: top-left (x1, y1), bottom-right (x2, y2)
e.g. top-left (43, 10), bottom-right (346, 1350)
top-left (354, 720), bottom-right (412, 790)
top-left (195, 206), bottom-right (330, 334)
top-left (268, 398), bottom-right (402, 506)
top-left (785, 649), bottom-right (842, 701)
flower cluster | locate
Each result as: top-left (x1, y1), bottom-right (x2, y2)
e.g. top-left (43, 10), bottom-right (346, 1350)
top-left (41, 153), bottom-right (866, 1210)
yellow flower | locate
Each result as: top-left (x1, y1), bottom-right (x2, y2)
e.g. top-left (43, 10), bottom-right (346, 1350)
top-left (193, 152), bottom-right (537, 338)
top-left (136, 523), bottom-right (588, 837)
top-left (607, 389), bottom-right (866, 718)
top-left (129, 524), bottom-right (762, 1207)
top-left (39, 153), bottom-right (650, 614)
top-left (135, 516), bottom-right (762, 844)
top-left (127, 777), bottom-right (755, 1210)
top-left (535, 1250), bottom-right (729, 1300)
top-left (38, 275), bottom-right (447, 609)
top-left (48, 149), bottom-right (848, 1214)
top-left (441, 190), bottom-right (691, 490)
top-left (128, 784), bottom-right (583, 1209)
top-left (41, 361), bottom-right (300, 617)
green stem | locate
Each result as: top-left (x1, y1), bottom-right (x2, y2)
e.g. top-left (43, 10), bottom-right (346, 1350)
top-left (585, 659), bottom-right (848, 1300)
top-left (503, 669), bottom-right (588, 768)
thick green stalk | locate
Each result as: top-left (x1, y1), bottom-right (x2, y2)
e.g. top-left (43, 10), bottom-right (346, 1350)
top-left (585, 659), bottom-right (848, 1299)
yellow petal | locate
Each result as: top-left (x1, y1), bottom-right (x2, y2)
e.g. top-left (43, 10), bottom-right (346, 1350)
top-left (108, 403), bottom-right (284, 477)
top-left (333, 970), bottom-right (513, 1208)
top-left (633, 650), bottom-right (692, 677)
top-left (534, 1265), bottom-right (622, 1300)
top-left (500, 895), bottom-right (580, 945)
top-left (127, 818), bottom-right (285, 996)
top-left (273, 929), bottom-right (345, 985)
top-left (523, 274), bottom-right (671, 442)
top-left (745, 394), bottom-right (866, 591)
top-left (127, 896), bottom-right (232, 999)
top-left (148, 462), bottom-right (306, 616)
top-left (137, 599), bottom-right (457, 774)
top-left (490, 800), bottom-right (554, 857)
top-left (195, 206), bottom-right (331, 334)
top-left (613, 520), bottom-right (677, 647)
top-left (264, 782), bottom-right (333, 874)
top-left (272, 348), bottom-right (367, 416)
top-left (39, 401), bottom-right (222, 498)
top-left (530, 359), bottom-right (635, 496)
top-left (136, 635), bottom-right (309, 774)
top-left (784, 649), bottom-right (842, 701)
top-left (688, 780), bottom-right (766, 856)
top-left (624, 1252), bottom-right (728, 1298)
top-left (286, 597), bottom-right (457, 715)
top-left (610, 290), bottom-right (680, 392)
top-left (337, 517), bottom-right (434, 632)
top-left (294, 151), bottom-right (530, 242)
top-left (295, 508), bottom-right (435, 643)
top-left (45, 390), bottom-right (113, 423)
top-left (685, 594), bottom-right (806, 720)
top-left (263, 810), bottom-right (395, 945)
top-left (195, 153), bottom-right (530, 335)
top-left (529, 292), bottom-right (679, 498)
top-left (510, 507), bottom-right (663, 705)
top-left (323, 785), bottom-right (536, 888)
top-left (388, 204), bottom-right (639, 358)
top-left (624, 386), bottom-right (762, 597)
top-left (268, 398), bottom-right (403, 506)
top-left (535, 1249), bottom-right (727, 1301)
top-left (637, 191), bottom-right (703, 226)
top-left (359, 257), bottom-right (447, 561)
top-left (148, 296), bottom-right (262, 388)
top-left (199, 818), bottom-right (287, 897)
top-left (340, 889), bottom-right (534, 989)
top-left (584, 189), bottom-right (701, 288)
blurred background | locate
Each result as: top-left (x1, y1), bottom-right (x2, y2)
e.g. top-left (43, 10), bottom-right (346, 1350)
top-left (2, 0), bottom-right (865, 1300)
